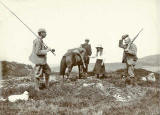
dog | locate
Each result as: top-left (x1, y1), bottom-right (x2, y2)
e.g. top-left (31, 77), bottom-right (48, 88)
top-left (141, 73), bottom-right (156, 82)
top-left (8, 91), bottom-right (29, 102)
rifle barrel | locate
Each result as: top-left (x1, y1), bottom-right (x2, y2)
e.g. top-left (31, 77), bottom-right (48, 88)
top-left (131, 28), bottom-right (143, 43)
top-left (126, 28), bottom-right (143, 50)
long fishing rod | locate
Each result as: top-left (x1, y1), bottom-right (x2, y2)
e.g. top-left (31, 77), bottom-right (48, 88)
top-left (0, 0), bottom-right (55, 55)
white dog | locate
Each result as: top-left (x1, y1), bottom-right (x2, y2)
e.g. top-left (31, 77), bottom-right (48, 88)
top-left (8, 91), bottom-right (29, 102)
top-left (141, 73), bottom-right (156, 82)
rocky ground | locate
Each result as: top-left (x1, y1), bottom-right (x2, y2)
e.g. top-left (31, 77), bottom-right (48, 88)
top-left (0, 69), bottom-right (160, 115)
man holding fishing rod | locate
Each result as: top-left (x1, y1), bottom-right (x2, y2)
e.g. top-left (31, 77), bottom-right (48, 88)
top-left (29, 28), bottom-right (55, 90)
top-left (119, 29), bottom-right (143, 85)
top-left (0, 1), bottom-right (55, 90)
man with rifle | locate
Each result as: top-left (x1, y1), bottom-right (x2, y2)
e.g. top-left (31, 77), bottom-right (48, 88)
top-left (119, 29), bottom-right (143, 84)
top-left (29, 28), bottom-right (55, 90)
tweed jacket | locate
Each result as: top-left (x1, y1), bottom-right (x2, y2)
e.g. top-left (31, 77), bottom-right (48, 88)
top-left (81, 43), bottom-right (92, 56)
top-left (29, 38), bottom-right (48, 65)
top-left (119, 39), bottom-right (138, 65)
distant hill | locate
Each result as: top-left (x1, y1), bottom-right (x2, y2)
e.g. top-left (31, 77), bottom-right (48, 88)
top-left (1, 54), bottom-right (159, 78)
top-left (52, 54), bottom-right (160, 73)
top-left (138, 54), bottom-right (160, 66)
top-left (0, 61), bottom-right (32, 79)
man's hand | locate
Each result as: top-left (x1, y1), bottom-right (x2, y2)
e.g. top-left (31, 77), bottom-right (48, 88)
top-left (46, 47), bottom-right (52, 52)
top-left (89, 56), bottom-right (96, 58)
top-left (51, 49), bottom-right (55, 52)
top-left (122, 34), bottom-right (129, 40)
top-left (101, 62), bottom-right (104, 66)
top-left (124, 49), bottom-right (128, 52)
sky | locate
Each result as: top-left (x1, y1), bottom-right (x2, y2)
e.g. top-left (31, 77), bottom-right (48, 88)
top-left (0, 0), bottom-right (160, 66)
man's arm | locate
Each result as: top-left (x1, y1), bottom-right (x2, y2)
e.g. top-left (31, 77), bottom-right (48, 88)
top-left (126, 44), bottom-right (137, 56)
top-left (101, 56), bottom-right (105, 66)
top-left (35, 40), bottom-right (49, 56)
top-left (119, 39), bottom-right (126, 49)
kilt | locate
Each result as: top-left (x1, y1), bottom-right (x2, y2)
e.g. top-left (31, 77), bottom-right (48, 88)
top-left (93, 59), bottom-right (105, 74)
top-left (34, 64), bottom-right (51, 78)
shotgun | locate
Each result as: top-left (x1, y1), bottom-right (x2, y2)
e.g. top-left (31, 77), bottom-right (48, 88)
top-left (126, 28), bottom-right (143, 51)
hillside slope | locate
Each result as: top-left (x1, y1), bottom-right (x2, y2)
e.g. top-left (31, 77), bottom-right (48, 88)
top-left (138, 54), bottom-right (160, 66)
top-left (0, 68), bottom-right (160, 115)
top-left (0, 61), bottom-right (32, 79)
top-left (52, 54), bottom-right (160, 73)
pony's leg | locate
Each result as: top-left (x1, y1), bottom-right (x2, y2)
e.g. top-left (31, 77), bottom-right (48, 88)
top-left (66, 67), bottom-right (69, 78)
top-left (66, 65), bottom-right (72, 79)
top-left (85, 63), bottom-right (88, 73)
top-left (78, 65), bottom-right (81, 79)
top-left (81, 65), bottom-right (88, 78)
top-left (45, 74), bottom-right (49, 88)
top-left (62, 68), bottom-right (66, 80)
top-left (62, 75), bottom-right (65, 82)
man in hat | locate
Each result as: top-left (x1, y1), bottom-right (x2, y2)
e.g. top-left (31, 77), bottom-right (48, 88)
top-left (29, 28), bottom-right (54, 90)
top-left (81, 38), bottom-right (92, 72)
top-left (119, 34), bottom-right (138, 84)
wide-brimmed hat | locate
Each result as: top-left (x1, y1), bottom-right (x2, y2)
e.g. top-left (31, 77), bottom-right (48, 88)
top-left (38, 28), bottom-right (46, 33)
top-left (96, 44), bottom-right (103, 49)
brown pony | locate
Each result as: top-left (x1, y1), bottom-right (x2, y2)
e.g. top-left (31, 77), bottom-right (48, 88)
top-left (60, 48), bottom-right (86, 79)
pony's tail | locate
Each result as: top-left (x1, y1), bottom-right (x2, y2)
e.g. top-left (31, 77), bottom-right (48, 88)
top-left (60, 56), bottom-right (66, 75)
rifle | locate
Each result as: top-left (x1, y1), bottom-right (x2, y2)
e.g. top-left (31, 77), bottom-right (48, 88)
top-left (126, 28), bottom-right (143, 51)
top-left (0, 0), bottom-right (56, 55)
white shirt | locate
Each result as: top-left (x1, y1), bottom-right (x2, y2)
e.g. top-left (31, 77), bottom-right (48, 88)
top-left (96, 52), bottom-right (105, 61)
top-left (90, 52), bottom-right (105, 63)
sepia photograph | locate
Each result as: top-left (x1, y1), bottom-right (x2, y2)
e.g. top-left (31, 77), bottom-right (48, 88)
top-left (0, 0), bottom-right (160, 114)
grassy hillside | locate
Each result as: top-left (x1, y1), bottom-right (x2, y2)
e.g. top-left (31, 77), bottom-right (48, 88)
top-left (1, 54), bottom-right (159, 78)
top-left (0, 68), bottom-right (160, 115)
top-left (0, 57), bottom-right (160, 114)
top-left (0, 61), bottom-right (32, 79)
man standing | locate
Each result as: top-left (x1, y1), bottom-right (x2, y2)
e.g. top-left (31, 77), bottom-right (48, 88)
top-left (29, 28), bottom-right (53, 90)
top-left (119, 34), bottom-right (138, 84)
top-left (81, 38), bottom-right (92, 72)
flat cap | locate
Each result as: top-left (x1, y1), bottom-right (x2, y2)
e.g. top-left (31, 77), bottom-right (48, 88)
top-left (38, 28), bottom-right (46, 33)
top-left (122, 34), bottom-right (129, 39)
top-left (85, 38), bottom-right (90, 41)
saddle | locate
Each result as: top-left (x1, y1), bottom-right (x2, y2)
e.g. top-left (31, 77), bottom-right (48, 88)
top-left (64, 52), bottom-right (81, 64)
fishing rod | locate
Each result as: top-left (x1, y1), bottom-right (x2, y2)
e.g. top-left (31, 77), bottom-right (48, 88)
top-left (0, 0), bottom-right (56, 55)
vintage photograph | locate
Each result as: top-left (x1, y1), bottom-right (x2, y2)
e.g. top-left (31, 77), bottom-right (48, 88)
top-left (0, 0), bottom-right (160, 114)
